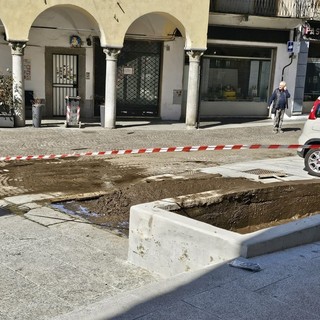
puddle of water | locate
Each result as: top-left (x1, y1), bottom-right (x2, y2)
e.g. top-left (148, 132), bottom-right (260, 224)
top-left (51, 201), bottom-right (129, 236)
top-left (52, 202), bottom-right (99, 217)
top-left (0, 206), bottom-right (12, 217)
top-left (51, 203), bottom-right (80, 217)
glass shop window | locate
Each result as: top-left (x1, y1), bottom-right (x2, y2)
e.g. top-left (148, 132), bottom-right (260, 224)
top-left (304, 59), bottom-right (320, 101)
top-left (200, 45), bottom-right (272, 102)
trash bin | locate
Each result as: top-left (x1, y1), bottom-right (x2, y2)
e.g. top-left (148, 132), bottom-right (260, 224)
top-left (32, 103), bottom-right (43, 128)
top-left (65, 96), bottom-right (81, 128)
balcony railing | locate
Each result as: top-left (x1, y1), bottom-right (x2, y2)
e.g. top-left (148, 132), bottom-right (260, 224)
top-left (210, 0), bottom-right (320, 19)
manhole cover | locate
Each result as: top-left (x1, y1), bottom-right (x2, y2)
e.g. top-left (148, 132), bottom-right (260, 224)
top-left (243, 168), bottom-right (288, 179)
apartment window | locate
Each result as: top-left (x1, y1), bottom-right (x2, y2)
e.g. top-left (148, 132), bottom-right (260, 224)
top-left (210, 0), bottom-right (277, 16)
top-left (200, 45), bottom-right (272, 102)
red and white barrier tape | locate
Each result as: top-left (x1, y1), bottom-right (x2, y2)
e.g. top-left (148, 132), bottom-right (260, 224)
top-left (0, 144), bottom-right (319, 162)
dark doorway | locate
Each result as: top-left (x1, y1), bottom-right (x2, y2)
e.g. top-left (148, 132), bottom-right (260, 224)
top-left (45, 47), bottom-right (85, 118)
top-left (93, 37), bottom-right (105, 117)
top-left (93, 38), bottom-right (162, 118)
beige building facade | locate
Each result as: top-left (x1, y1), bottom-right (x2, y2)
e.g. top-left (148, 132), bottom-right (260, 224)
top-left (1, 0), bottom-right (320, 128)
top-left (0, 0), bottom-right (209, 127)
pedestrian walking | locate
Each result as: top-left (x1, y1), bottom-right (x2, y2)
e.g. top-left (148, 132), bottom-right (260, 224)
top-left (268, 81), bottom-right (290, 133)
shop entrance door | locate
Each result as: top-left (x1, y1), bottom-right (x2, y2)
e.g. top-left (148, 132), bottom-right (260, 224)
top-left (52, 54), bottom-right (78, 116)
top-left (116, 41), bottom-right (161, 117)
top-left (45, 47), bottom-right (85, 118)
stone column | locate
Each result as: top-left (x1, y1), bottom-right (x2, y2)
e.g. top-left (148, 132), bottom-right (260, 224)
top-left (185, 50), bottom-right (204, 129)
top-left (10, 41), bottom-right (26, 127)
top-left (103, 48), bottom-right (121, 129)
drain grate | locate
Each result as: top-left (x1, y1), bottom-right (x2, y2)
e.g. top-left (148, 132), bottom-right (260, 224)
top-left (243, 168), bottom-right (288, 179)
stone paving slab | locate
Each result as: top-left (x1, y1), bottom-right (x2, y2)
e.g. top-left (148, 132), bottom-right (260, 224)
top-left (0, 210), bottom-right (159, 320)
top-left (24, 207), bottom-right (82, 226)
top-left (48, 221), bottom-right (130, 259)
top-left (200, 155), bottom-right (317, 183)
top-left (4, 193), bottom-right (63, 205)
top-left (183, 279), bottom-right (319, 320)
top-left (53, 242), bottom-right (320, 320)
top-left (0, 261), bottom-right (74, 319)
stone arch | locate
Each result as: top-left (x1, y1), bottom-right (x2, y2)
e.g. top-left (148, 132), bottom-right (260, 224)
top-left (1, 3), bottom-right (105, 43)
top-left (0, 0), bottom-right (209, 50)
top-left (1, 1), bottom-right (209, 61)
top-left (101, 9), bottom-right (204, 50)
top-left (29, 5), bottom-right (105, 45)
top-left (0, 18), bottom-right (8, 42)
top-left (121, 11), bottom-right (186, 45)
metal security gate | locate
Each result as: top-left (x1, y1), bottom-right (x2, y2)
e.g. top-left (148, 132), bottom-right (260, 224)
top-left (116, 41), bottom-right (161, 117)
top-left (52, 54), bottom-right (78, 116)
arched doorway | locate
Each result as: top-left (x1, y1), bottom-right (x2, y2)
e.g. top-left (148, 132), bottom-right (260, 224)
top-left (27, 6), bottom-right (99, 119)
top-left (94, 38), bottom-right (163, 118)
top-left (94, 13), bottom-right (184, 120)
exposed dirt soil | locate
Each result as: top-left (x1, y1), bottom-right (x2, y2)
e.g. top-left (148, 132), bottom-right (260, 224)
top-left (173, 183), bottom-right (320, 234)
top-left (1, 156), bottom-right (319, 236)
top-left (63, 173), bottom-right (263, 232)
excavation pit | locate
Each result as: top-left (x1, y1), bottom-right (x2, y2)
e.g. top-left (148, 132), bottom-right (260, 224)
top-left (173, 184), bottom-right (319, 234)
top-left (128, 183), bottom-right (320, 277)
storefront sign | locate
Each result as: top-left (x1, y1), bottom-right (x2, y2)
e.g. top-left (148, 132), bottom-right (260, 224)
top-left (303, 21), bottom-right (320, 40)
top-left (123, 67), bottom-right (134, 75)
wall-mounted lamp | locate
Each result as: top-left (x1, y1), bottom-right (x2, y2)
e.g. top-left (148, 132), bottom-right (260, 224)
top-left (86, 36), bottom-right (92, 46)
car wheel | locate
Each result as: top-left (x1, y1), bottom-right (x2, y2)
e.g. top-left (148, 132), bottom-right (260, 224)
top-left (305, 149), bottom-right (320, 177)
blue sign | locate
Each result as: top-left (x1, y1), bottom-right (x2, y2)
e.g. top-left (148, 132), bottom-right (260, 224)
top-left (287, 41), bottom-right (294, 53)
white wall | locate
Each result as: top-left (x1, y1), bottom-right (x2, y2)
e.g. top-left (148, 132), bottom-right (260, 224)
top-left (0, 43), bottom-right (12, 73)
top-left (160, 37), bottom-right (185, 120)
top-left (85, 47), bottom-right (94, 101)
top-left (273, 44), bottom-right (298, 117)
top-left (84, 46), bottom-right (94, 117)
top-left (24, 46), bottom-right (45, 99)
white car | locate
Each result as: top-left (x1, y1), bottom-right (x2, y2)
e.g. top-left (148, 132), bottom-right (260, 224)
top-left (297, 98), bottom-right (320, 177)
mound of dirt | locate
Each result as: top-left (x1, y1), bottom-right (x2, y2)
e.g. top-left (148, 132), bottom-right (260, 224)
top-left (63, 174), bottom-right (263, 233)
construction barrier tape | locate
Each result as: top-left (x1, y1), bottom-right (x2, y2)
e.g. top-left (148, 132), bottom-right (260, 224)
top-left (0, 144), bottom-right (319, 162)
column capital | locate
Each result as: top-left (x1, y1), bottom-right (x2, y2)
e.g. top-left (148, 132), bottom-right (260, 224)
top-left (9, 41), bottom-right (27, 56)
top-left (103, 48), bottom-right (121, 61)
top-left (186, 50), bottom-right (204, 63)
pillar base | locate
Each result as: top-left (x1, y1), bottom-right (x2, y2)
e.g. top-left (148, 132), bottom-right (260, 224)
top-left (186, 125), bottom-right (197, 130)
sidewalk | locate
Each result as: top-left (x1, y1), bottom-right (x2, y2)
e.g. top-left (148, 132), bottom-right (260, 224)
top-left (0, 115), bottom-right (308, 161)
top-left (23, 113), bottom-right (308, 131)
top-left (56, 240), bottom-right (320, 320)
top-left (1, 155), bottom-right (320, 320)
top-left (51, 155), bottom-right (320, 320)
top-left (2, 116), bottom-right (320, 320)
